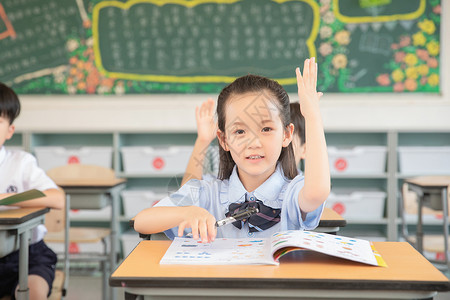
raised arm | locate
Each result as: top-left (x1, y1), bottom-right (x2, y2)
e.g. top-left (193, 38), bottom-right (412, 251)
top-left (181, 98), bottom-right (217, 186)
top-left (296, 57), bottom-right (330, 213)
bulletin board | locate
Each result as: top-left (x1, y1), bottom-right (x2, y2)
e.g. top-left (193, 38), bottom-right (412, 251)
top-left (0, 0), bottom-right (441, 94)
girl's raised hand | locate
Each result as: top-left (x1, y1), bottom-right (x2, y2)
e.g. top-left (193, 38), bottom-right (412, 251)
top-left (295, 57), bottom-right (323, 118)
top-left (177, 206), bottom-right (217, 243)
top-left (195, 98), bottom-right (217, 144)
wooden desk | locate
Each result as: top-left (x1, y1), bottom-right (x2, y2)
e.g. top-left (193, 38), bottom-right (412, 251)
top-left (110, 240), bottom-right (450, 300)
top-left (0, 207), bottom-right (50, 300)
top-left (403, 176), bottom-right (450, 266)
top-left (316, 207), bottom-right (346, 233)
top-left (53, 178), bottom-right (126, 300)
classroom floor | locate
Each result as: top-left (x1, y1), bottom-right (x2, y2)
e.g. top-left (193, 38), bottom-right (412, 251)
top-left (65, 269), bottom-right (450, 300)
top-left (66, 273), bottom-right (124, 300)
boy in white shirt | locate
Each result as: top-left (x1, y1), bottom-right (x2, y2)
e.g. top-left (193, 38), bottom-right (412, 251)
top-left (0, 82), bottom-right (65, 300)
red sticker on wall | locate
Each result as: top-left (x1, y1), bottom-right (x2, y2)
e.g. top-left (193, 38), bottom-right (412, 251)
top-left (153, 157), bottom-right (165, 170)
top-left (436, 252), bottom-right (445, 260)
top-left (332, 202), bottom-right (345, 215)
top-left (334, 158), bottom-right (347, 171)
top-left (68, 156), bottom-right (80, 164)
top-left (69, 242), bottom-right (80, 254)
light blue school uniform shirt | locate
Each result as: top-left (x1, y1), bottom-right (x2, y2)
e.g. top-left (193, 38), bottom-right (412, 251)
top-left (154, 163), bottom-right (324, 239)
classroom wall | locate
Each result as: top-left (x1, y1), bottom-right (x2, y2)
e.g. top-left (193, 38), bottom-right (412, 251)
top-left (14, 1), bottom-right (450, 133)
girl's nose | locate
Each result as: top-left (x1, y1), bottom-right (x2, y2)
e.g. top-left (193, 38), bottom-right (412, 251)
top-left (247, 134), bottom-right (262, 148)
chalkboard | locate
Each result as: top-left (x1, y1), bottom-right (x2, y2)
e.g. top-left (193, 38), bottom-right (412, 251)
top-left (0, 0), bottom-right (441, 94)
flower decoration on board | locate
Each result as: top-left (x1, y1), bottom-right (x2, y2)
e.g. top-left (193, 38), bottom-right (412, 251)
top-left (316, 0), bottom-right (351, 91)
top-left (376, 1), bottom-right (440, 92)
top-left (65, 36), bottom-right (124, 95)
top-left (317, 0), bottom-right (440, 93)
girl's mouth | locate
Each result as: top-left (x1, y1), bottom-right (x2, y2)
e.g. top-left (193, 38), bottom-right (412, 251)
top-left (246, 155), bottom-right (264, 160)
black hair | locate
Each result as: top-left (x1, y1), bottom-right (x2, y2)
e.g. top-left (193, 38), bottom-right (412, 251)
top-left (289, 102), bottom-right (305, 145)
top-left (0, 82), bottom-right (21, 124)
top-left (216, 74), bottom-right (297, 180)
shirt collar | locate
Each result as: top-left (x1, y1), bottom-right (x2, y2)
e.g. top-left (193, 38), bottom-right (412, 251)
top-left (226, 163), bottom-right (287, 204)
top-left (227, 166), bottom-right (247, 204)
top-left (0, 147), bottom-right (5, 165)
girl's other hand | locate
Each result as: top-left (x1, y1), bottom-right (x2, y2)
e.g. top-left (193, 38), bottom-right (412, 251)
top-left (177, 206), bottom-right (217, 243)
top-left (295, 57), bottom-right (323, 118)
top-left (195, 98), bottom-right (217, 144)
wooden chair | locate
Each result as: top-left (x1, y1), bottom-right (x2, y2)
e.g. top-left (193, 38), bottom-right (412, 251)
top-left (45, 201), bottom-right (69, 300)
top-left (45, 164), bottom-right (115, 300)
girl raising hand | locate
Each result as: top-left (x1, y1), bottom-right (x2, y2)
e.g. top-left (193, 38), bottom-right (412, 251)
top-left (134, 58), bottom-right (330, 243)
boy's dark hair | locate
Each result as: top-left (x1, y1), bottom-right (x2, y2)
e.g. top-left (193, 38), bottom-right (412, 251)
top-left (216, 74), bottom-right (297, 180)
top-left (290, 102), bottom-right (305, 145)
top-left (0, 82), bottom-right (21, 124)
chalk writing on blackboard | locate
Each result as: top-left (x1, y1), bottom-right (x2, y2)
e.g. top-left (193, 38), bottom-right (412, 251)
top-left (92, 0), bottom-right (319, 85)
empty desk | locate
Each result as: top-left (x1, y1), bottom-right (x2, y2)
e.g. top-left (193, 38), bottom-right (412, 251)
top-left (403, 176), bottom-right (450, 267)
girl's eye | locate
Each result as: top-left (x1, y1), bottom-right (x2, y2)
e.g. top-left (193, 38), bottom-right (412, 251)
top-left (262, 127), bottom-right (272, 132)
top-left (234, 129), bottom-right (245, 135)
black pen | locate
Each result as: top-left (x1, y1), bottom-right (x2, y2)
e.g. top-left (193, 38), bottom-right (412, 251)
top-left (185, 207), bottom-right (259, 238)
top-left (215, 207), bottom-right (259, 227)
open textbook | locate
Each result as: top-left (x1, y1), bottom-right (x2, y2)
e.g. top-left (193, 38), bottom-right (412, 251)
top-left (160, 230), bottom-right (387, 267)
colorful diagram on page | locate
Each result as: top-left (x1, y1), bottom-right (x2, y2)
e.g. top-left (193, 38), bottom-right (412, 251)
top-left (161, 237), bottom-right (271, 265)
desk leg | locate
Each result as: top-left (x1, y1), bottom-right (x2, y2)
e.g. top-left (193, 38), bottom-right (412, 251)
top-left (442, 187), bottom-right (449, 268)
top-left (417, 191), bottom-right (424, 254)
top-left (17, 230), bottom-right (29, 300)
top-left (110, 188), bottom-right (120, 300)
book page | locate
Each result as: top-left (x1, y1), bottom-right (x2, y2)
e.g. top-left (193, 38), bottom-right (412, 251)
top-left (160, 237), bottom-right (275, 265)
top-left (270, 231), bottom-right (383, 266)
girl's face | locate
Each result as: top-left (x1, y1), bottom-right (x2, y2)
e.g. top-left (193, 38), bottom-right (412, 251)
top-left (218, 91), bottom-right (293, 190)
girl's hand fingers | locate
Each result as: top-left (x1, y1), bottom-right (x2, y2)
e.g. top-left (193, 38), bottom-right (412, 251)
top-left (296, 67), bottom-right (304, 94)
top-left (309, 57), bottom-right (316, 88)
top-left (191, 221), bottom-right (199, 240)
top-left (207, 99), bottom-right (214, 116)
top-left (303, 58), bottom-right (310, 84)
top-left (307, 58), bottom-right (313, 86)
top-left (198, 221), bottom-right (208, 243)
top-left (178, 221), bottom-right (187, 237)
top-left (318, 92), bottom-right (323, 99)
top-left (201, 101), bottom-right (207, 117)
top-left (206, 98), bottom-right (213, 105)
top-left (314, 61), bottom-right (318, 90)
top-left (207, 218), bottom-right (216, 242)
top-left (195, 106), bottom-right (200, 121)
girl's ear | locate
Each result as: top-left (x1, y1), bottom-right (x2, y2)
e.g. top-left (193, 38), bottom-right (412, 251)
top-left (217, 129), bottom-right (229, 151)
top-left (282, 123), bottom-right (294, 147)
top-left (6, 124), bottom-right (15, 140)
